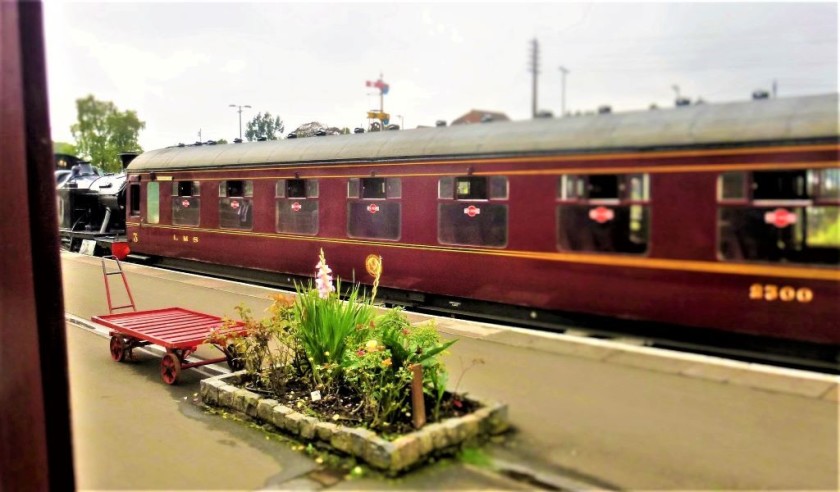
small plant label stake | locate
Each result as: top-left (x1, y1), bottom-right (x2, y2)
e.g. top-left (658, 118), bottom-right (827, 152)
top-left (310, 390), bottom-right (322, 402)
top-left (410, 364), bottom-right (426, 429)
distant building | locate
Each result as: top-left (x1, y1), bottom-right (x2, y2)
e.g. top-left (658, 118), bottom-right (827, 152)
top-left (451, 110), bottom-right (510, 125)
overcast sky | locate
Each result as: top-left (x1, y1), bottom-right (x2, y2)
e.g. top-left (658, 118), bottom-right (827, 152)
top-left (43, 1), bottom-right (838, 151)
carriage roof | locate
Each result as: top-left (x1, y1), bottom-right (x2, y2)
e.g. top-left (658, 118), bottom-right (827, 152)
top-left (128, 93), bottom-right (838, 172)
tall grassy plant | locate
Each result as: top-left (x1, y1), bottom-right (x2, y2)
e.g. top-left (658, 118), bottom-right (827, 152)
top-left (294, 251), bottom-right (375, 390)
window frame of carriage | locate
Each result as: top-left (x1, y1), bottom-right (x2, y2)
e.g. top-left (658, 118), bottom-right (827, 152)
top-left (555, 173), bottom-right (651, 255)
top-left (716, 168), bottom-right (840, 264)
top-left (346, 177), bottom-right (402, 240)
top-left (129, 183), bottom-right (141, 216)
top-left (436, 175), bottom-right (509, 248)
top-left (218, 179), bottom-right (254, 230)
top-left (717, 169), bottom-right (840, 206)
top-left (275, 178), bottom-right (319, 235)
top-left (556, 173), bottom-right (650, 204)
top-left (171, 180), bottom-right (201, 226)
top-left (437, 175), bottom-right (508, 201)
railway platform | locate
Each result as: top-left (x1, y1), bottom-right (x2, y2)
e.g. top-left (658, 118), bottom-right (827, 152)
top-left (60, 251), bottom-right (839, 490)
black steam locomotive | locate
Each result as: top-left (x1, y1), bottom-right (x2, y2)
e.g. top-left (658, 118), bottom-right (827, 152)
top-left (57, 152), bottom-right (138, 254)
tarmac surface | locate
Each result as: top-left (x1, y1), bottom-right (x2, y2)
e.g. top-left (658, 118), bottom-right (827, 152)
top-left (61, 252), bottom-right (839, 490)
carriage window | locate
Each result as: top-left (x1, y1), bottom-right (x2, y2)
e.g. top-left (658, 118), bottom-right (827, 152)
top-left (817, 168), bottom-right (840, 201)
top-left (146, 182), bottom-right (159, 224)
top-left (753, 170), bottom-right (807, 201)
top-left (219, 180), bottom-right (253, 230)
top-left (489, 176), bottom-right (508, 200)
top-left (276, 179), bottom-right (318, 199)
top-left (348, 178), bottom-right (400, 199)
top-left (439, 176), bottom-right (508, 247)
top-left (347, 178), bottom-right (401, 240)
top-left (588, 175), bottom-right (620, 201)
top-left (438, 177), bottom-right (454, 199)
top-left (219, 180), bottom-right (253, 198)
top-left (129, 183), bottom-right (140, 216)
top-left (172, 180), bottom-right (200, 226)
top-left (276, 179), bottom-right (318, 235)
top-left (283, 179), bottom-right (306, 198)
top-left (719, 172), bottom-right (746, 201)
top-left (718, 169), bottom-right (839, 265)
top-left (456, 177), bottom-right (487, 200)
top-left (556, 173), bottom-right (650, 254)
top-left (363, 178), bottom-right (386, 199)
top-left (557, 175), bottom-right (585, 201)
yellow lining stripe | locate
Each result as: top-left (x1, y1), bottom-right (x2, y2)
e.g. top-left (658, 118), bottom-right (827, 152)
top-left (141, 160), bottom-right (840, 182)
top-left (129, 224), bottom-right (840, 282)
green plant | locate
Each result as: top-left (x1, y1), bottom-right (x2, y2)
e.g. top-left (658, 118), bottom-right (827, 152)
top-left (344, 344), bottom-right (412, 429)
top-left (211, 295), bottom-right (300, 395)
top-left (293, 250), bottom-right (375, 392)
top-left (344, 310), bottom-right (456, 430)
top-left (377, 309), bottom-right (456, 372)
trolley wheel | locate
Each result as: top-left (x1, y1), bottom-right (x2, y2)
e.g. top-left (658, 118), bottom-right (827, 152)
top-left (226, 343), bottom-right (244, 371)
top-left (160, 353), bottom-right (182, 385)
top-left (109, 335), bottom-right (127, 362)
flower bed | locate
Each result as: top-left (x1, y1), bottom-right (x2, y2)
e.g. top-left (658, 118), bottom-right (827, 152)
top-left (200, 371), bottom-right (508, 472)
top-left (199, 250), bottom-right (509, 472)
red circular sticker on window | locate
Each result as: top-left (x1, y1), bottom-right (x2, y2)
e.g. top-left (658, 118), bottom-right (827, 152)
top-left (589, 206), bottom-right (614, 223)
top-left (764, 208), bottom-right (797, 228)
top-left (230, 200), bottom-right (240, 209)
top-left (291, 202), bottom-right (302, 212)
top-left (367, 204), bottom-right (380, 214)
top-left (181, 199), bottom-right (190, 208)
top-left (463, 205), bottom-right (481, 217)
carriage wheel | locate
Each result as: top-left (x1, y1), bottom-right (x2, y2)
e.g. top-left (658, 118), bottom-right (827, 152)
top-left (226, 343), bottom-right (244, 371)
top-left (160, 353), bottom-right (182, 385)
top-left (109, 336), bottom-right (127, 362)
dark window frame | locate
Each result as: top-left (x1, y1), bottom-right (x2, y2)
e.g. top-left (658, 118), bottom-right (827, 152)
top-left (555, 173), bottom-right (651, 255)
top-left (129, 183), bottom-right (141, 216)
top-left (346, 177), bottom-right (402, 240)
top-left (218, 180), bottom-right (254, 230)
top-left (716, 168), bottom-right (839, 265)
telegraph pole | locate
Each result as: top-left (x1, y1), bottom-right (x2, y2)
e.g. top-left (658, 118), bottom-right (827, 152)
top-left (559, 66), bottom-right (569, 117)
top-left (529, 39), bottom-right (540, 118)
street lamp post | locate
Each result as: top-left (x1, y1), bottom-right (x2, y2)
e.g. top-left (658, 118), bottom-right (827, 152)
top-left (397, 115), bottom-right (404, 129)
top-left (558, 66), bottom-right (569, 117)
top-left (229, 104), bottom-right (251, 140)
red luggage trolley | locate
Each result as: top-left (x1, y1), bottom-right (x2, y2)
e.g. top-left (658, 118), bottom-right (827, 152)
top-left (92, 257), bottom-right (247, 385)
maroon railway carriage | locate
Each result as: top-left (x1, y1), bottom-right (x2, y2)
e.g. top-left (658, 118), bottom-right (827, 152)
top-left (121, 94), bottom-right (840, 347)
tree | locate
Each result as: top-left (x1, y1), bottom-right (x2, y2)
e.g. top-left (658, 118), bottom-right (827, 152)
top-left (215, 138), bottom-right (229, 145)
top-left (53, 141), bottom-right (77, 156)
top-left (245, 112), bottom-right (284, 141)
top-left (70, 95), bottom-right (145, 173)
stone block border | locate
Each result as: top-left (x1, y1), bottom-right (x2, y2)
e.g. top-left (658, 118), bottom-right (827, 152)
top-left (200, 371), bottom-right (509, 472)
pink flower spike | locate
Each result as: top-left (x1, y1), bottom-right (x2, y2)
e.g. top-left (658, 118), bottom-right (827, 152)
top-left (315, 249), bottom-right (335, 299)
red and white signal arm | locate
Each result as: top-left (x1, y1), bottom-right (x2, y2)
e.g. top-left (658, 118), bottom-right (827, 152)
top-left (291, 202), bottom-right (302, 212)
top-left (589, 206), bottom-right (614, 223)
top-left (463, 205), bottom-right (481, 217)
top-left (764, 208), bottom-right (797, 228)
top-left (367, 203), bottom-right (380, 214)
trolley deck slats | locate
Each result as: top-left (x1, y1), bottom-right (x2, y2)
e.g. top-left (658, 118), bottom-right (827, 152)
top-left (92, 307), bottom-right (245, 349)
